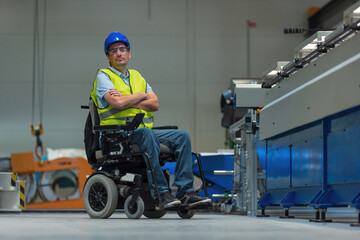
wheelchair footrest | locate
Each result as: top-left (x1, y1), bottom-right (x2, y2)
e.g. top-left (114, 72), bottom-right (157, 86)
top-left (190, 202), bottom-right (212, 209)
top-left (161, 204), bottom-right (188, 211)
top-left (156, 202), bottom-right (211, 211)
top-left (184, 202), bottom-right (212, 210)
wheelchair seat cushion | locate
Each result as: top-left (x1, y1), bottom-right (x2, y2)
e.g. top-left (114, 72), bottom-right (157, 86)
top-left (160, 144), bottom-right (172, 154)
top-left (95, 144), bottom-right (173, 160)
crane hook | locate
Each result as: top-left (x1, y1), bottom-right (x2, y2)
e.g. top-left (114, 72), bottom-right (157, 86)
top-left (31, 122), bottom-right (44, 162)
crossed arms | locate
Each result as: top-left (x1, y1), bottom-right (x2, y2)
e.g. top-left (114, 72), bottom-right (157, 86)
top-left (104, 89), bottom-right (159, 112)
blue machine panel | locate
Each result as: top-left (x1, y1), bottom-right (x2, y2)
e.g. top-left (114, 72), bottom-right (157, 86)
top-left (327, 124), bottom-right (360, 184)
top-left (292, 138), bottom-right (322, 187)
top-left (165, 154), bottom-right (234, 200)
top-left (330, 107), bottom-right (360, 132)
top-left (256, 140), bottom-right (267, 178)
top-left (258, 105), bottom-right (360, 209)
top-left (192, 153), bottom-right (234, 195)
top-left (266, 146), bottom-right (290, 189)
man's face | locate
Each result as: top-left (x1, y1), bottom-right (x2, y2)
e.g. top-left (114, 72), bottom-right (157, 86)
top-left (106, 42), bottom-right (131, 69)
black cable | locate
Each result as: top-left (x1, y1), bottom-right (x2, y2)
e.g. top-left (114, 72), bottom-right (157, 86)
top-left (283, 27), bottom-right (305, 34)
top-left (32, 0), bottom-right (38, 124)
top-left (39, 0), bottom-right (47, 122)
top-left (36, 5), bottom-right (40, 123)
top-left (31, 0), bottom-right (46, 124)
top-left (283, 27), bottom-right (336, 34)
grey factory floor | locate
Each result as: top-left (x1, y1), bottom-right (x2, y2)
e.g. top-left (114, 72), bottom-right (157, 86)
top-left (1, 211), bottom-right (359, 240)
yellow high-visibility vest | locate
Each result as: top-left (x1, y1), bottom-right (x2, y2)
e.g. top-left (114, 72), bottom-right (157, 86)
top-left (91, 68), bottom-right (154, 128)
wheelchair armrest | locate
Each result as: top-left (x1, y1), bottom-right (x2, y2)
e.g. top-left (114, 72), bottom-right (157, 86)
top-left (93, 113), bottom-right (145, 132)
top-left (152, 126), bottom-right (178, 130)
top-left (126, 113), bottom-right (145, 130)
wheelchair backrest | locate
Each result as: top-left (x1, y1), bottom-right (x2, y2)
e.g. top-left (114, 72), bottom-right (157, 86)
top-left (84, 99), bottom-right (100, 165)
top-left (89, 99), bottom-right (100, 133)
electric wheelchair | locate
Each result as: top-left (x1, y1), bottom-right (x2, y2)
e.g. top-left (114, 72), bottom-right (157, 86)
top-left (81, 100), bottom-right (209, 219)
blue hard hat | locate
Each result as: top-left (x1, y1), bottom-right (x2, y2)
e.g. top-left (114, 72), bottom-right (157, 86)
top-left (104, 32), bottom-right (130, 54)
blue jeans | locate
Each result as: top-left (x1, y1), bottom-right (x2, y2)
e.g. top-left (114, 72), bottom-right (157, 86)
top-left (129, 128), bottom-right (194, 199)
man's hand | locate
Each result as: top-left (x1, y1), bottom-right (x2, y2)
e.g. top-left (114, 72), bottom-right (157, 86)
top-left (109, 88), bottom-right (122, 96)
top-left (104, 91), bottom-right (151, 110)
top-left (135, 91), bottom-right (159, 112)
top-left (135, 92), bottom-right (150, 100)
top-left (109, 89), bottom-right (149, 101)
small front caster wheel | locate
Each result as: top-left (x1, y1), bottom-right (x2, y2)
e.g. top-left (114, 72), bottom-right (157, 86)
top-left (124, 195), bottom-right (145, 219)
top-left (177, 208), bottom-right (195, 219)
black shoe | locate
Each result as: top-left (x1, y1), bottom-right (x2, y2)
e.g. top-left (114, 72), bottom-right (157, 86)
top-left (159, 191), bottom-right (181, 209)
top-left (179, 191), bottom-right (212, 207)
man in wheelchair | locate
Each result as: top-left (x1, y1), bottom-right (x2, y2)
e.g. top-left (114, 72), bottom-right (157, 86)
top-left (84, 32), bottom-right (211, 218)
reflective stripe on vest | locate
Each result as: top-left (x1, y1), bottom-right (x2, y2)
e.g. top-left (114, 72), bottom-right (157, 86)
top-left (110, 116), bottom-right (154, 124)
top-left (98, 108), bottom-right (153, 124)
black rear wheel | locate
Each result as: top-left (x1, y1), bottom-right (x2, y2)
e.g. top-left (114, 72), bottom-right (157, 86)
top-left (143, 209), bottom-right (167, 219)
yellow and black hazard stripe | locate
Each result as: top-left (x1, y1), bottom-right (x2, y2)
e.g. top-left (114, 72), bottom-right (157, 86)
top-left (19, 180), bottom-right (26, 209)
top-left (11, 172), bottom-right (16, 188)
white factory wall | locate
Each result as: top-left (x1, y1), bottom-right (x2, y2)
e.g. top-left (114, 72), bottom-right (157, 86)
top-left (0, 0), bottom-right (329, 157)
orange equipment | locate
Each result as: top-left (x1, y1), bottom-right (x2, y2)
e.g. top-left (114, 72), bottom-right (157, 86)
top-left (11, 152), bottom-right (93, 209)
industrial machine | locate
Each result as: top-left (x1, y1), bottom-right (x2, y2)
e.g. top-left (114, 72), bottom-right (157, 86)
top-left (220, 2), bottom-right (360, 225)
top-left (10, 152), bottom-right (93, 209)
top-left (220, 79), bottom-right (266, 215)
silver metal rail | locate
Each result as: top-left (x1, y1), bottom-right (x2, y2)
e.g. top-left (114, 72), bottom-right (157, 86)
top-left (263, 20), bottom-right (360, 88)
top-left (213, 170), bottom-right (234, 175)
